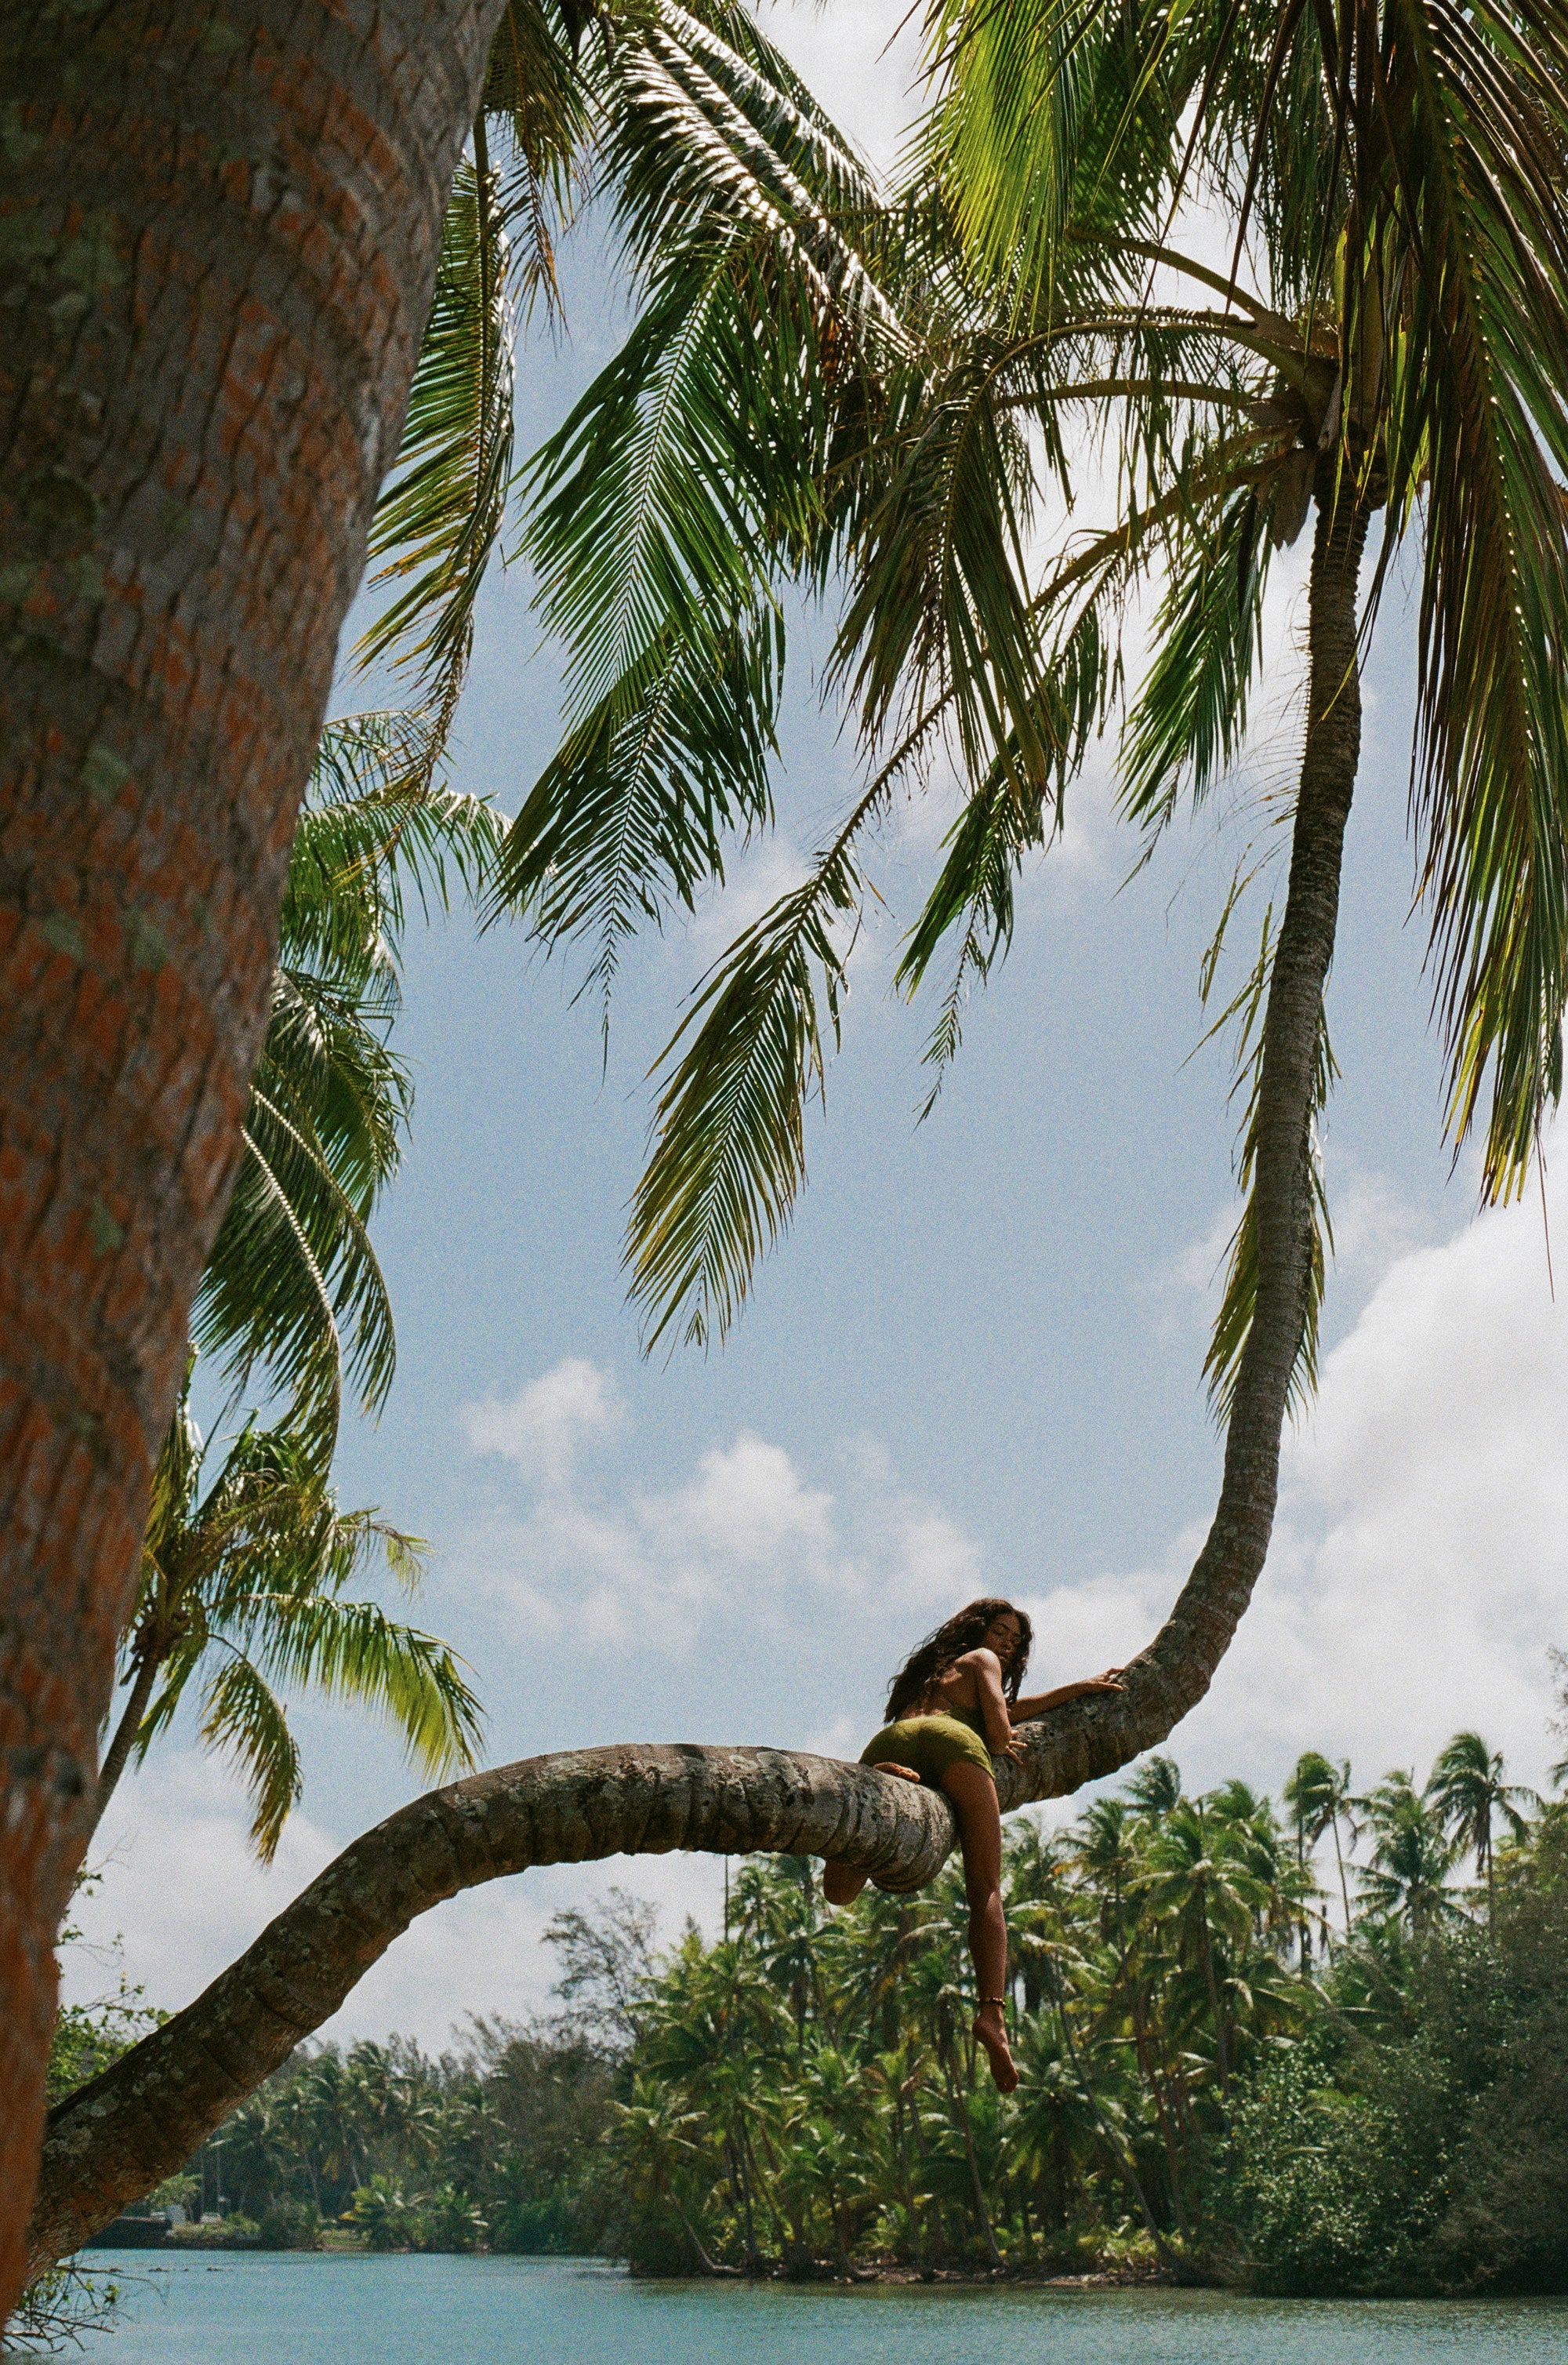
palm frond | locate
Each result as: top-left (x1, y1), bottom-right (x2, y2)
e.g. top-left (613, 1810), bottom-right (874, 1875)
top-left (354, 154), bottom-right (516, 759)
top-left (895, 602), bottom-right (1109, 1113)
top-left (626, 783), bottom-right (888, 1350)
top-left (1381, 0), bottom-right (1568, 1199)
top-left (198, 1652), bottom-right (303, 1864)
top-left (481, 0), bottom-right (592, 322)
top-left (193, 972), bottom-right (406, 1444)
top-left (1120, 486), bottom-right (1273, 846)
top-left (284, 713), bottom-right (506, 989)
top-left (492, 13), bottom-right (898, 1013)
top-left (238, 1594), bottom-right (484, 1786)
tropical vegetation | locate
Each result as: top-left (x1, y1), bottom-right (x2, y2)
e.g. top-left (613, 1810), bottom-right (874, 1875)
top-left (106, 1725), bottom-right (1568, 2299)
top-left (7, 0), bottom-right (1568, 2323)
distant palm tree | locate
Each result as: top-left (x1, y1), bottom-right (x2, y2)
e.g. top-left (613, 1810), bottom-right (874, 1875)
top-left (93, 1376), bottom-right (482, 1861)
top-left (1285, 1752), bottom-right (1358, 1939)
top-left (1425, 1732), bottom-right (1537, 1909)
top-left (1356, 1775), bottom-right (1460, 1933)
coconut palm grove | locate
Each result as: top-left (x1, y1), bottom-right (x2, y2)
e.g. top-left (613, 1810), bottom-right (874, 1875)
top-left (2, 0), bottom-right (1568, 2344)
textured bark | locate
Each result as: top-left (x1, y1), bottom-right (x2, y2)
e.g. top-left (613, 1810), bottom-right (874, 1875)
top-left (29, 1742), bottom-right (960, 2272)
top-left (0, 0), bottom-right (506, 2320)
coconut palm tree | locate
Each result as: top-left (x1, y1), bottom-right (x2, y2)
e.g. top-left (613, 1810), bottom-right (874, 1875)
top-left (501, 0), bottom-right (1568, 1893)
top-left (1425, 1731), bottom-right (1537, 1909)
top-left (1356, 1773), bottom-right (1461, 1932)
top-left (1284, 1751), bottom-right (1357, 1942)
top-left (92, 1371), bottom-right (481, 1861)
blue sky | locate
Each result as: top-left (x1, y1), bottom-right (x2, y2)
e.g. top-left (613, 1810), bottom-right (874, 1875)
top-left (69, 2), bottom-right (1568, 2047)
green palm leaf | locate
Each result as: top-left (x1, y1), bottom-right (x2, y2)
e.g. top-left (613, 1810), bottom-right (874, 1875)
top-left (284, 711), bottom-right (506, 989)
top-left (354, 154), bottom-right (517, 757)
top-left (234, 1593), bottom-right (482, 1787)
top-left (1381, 0), bottom-right (1568, 1195)
top-left (492, 5), bottom-right (898, 1011)
top-left (194, 972), bottom-right (405, 1444)
top-left (198, 1655), bottom-right (303, 1863)
top-left (626, 794), bottom-right (877, 1349)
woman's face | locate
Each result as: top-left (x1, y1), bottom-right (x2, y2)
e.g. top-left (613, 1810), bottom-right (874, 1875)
top-left (983, 1611), bottom-right (1022, 1664)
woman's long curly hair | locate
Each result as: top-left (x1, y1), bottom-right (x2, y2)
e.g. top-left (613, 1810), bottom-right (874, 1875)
top-left (884, 1597), bottom-right (1033, 1722)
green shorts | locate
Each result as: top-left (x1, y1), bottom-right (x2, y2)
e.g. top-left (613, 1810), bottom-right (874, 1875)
top-left (859, 1713), bottom-right (996, 1788)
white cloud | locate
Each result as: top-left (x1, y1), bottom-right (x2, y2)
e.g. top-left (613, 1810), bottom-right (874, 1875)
top-left (1034, 1135), bottom-right (1568, 1798)
top-left (463, 1356), bottom-right (624, 1484)
top-left (457, 1369), bottom-right (988, 1655)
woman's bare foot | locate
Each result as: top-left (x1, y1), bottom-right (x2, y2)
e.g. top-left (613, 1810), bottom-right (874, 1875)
top-left (974, 2002), bottom-right (1018, 2094)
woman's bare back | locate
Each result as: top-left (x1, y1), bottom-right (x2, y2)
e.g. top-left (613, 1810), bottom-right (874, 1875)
top-left (911, 1649), bottom-right (994, 1723)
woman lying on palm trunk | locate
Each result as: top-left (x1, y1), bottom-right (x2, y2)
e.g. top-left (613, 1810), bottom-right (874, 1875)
top-left (825, 1597), bottom-right (1124, 2092)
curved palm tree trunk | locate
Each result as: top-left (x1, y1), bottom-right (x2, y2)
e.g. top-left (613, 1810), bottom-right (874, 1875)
top-left (89, 1647), bottom-right (162, 1840)
top-left (28, 1742), bottom-right (956, 2272)
top-left (27, 485), bottom-right (1374, 2282)
top-left (996, 469), bottom-right (1373, 1815)
top-left (0, 0), bottom-right (507, 2320)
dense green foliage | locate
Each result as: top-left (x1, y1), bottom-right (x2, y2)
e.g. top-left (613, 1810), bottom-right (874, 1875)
top-left (158, 1739), bottom-right (1568, 2295)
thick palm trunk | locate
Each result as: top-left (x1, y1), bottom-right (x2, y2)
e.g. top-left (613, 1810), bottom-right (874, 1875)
top-left (0, 0), bottom-right (506, 2320)
top-left (27, 488), bottom-right (1374, 2281)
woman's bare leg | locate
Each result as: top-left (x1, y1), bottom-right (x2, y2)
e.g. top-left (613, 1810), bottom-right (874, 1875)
top-left (941, 1762), bottom-right (1018, 2094)
top-left (822, 1764), bottom-right (920, 1905)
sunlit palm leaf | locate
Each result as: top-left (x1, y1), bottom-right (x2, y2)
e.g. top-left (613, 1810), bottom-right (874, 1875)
top-left (236, 1593), bottom-right (482, 1788)
top-left (626, 801), bottom-right (875, 1349)
top-left (199, 1654), bottom-right (304, 1864)
top-left (355, 158), bottom-right (517, 756)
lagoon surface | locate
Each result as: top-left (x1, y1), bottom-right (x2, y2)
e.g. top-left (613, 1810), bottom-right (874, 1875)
top-left (63, 2252), bottom-right (1568, 2365)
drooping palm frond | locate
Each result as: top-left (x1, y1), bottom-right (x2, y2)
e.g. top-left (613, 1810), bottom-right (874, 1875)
top-left (626, 787), bottom-right (880, 1350)
top-left (1120, 486), bottom-right (1274, 846)
top-left (1377, 0), bottom-right (1568, 1197)
top-left (229, 1592), bottom-right (482, 1788)
top-left (894, 602), bottom-right (1109, 1111)
top-left (354, 154), bottom-right (517, 758)
top-left (481, 0), bottom-right (594, 321)
top-left (196, 716), bottom-right (503, 1448)
top-left (492, 7), bottom-right (900, 1013)
top-left (199, 1654), bottom-right (306, 1864)
top-left (193, 968), bottom-right (407, 1445)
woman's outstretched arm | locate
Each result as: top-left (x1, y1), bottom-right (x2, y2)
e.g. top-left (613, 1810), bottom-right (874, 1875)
top-left (1011, 1669), bottom-right (1125, 1724)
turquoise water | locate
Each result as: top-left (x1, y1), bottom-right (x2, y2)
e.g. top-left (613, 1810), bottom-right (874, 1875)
top-left (64, 2251), bottom-right (1568, 2364)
